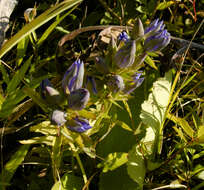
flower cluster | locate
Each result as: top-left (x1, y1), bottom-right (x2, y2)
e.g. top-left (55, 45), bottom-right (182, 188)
top-left (41, 59), bottom-right (91, 133)
top-left (40, 18), bottom-right (170, 133)
top-left (144, 19), bottom-right (170, 52)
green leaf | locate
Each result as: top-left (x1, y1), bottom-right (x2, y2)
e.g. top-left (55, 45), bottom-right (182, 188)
top-left (0, 144), bottom-right (30, 188)
top-left (99, 165), bottom-right (139, 190)
top-left (145, 55), bottom-right (158, 70)
top-left (37, 5), bottom-right (77, 47)
top-left (16, 36), bottom-right (29, 66)
top-left (127, 145), bottom-right (146, 188)
top-left (168, 114), bottom-right (195, 139)
top-left (23, 87), bottom-right (50, 113)
top-left (156, 1), bottom-right (175, 10)
top-left (7, 56), bottom-right (33, 94)
top-left (20, 136), bottom-right (54, 146)
top-left (197, 125), bottom-right (204, 143)
top-left (97, 152), bottom-right (128, 172)
top-left (0, 0), bottom-right (83, 59)
top-left (51, 173), bottom-right (83, 190)
top-left (140, 71), bottom-right (172, 153)
top-left (30, 121), bottom-right (57, 135)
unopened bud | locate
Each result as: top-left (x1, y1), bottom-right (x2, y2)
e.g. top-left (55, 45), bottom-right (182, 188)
top-left (67, 117), bottom-right (92, 133)
top-left (107, 75), bottom-right (125, 93)
top-left (51, 110), bottom-right (67, 126)
top-left (68, 88), bottom-right (90, 110)
top-left (114, 40), bottom-right (136, 68)
top-left (62, 59), bottom-right (84, 94)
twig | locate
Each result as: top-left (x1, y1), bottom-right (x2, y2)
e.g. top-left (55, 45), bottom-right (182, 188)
top-left (58, 25), bottom-right (204, 50)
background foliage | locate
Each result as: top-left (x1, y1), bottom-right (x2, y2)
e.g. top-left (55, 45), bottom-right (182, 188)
top-left (0, 0), bottom-right (204, 190)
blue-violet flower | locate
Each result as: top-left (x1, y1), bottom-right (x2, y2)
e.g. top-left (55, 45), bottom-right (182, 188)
top-left (67, 117), bottom-right (92, 133)
top-left (62, 59), bottom-right (84, 94)
top-left (107, 75), bottom-right (125, 93)
top-left (114, 40), bottom-right (136, 68)
top-left (85, 76), bottom-right (97, 94)
top-left (68, 88), bottom-right (90, 110)
top-left (40, 79), bottom-right (61, 104)
top-left (124, 72), bottom-right (144, 94)
top-left (51, 110), bottom-right (67, 126)
top-left (118, 31), bottom-right (129, 42)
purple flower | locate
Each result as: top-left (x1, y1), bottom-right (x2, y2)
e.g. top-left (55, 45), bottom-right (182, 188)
top-left (67, 117), bottom-right (92, 133)
top-left (144, 29), bottom-right (170, 52)
top-left (85, 76), bottom-right (97, 94)
top-left (107, 75), bottom-right (125, 93)
top-left (144, 19), bottom-right (165, 35)
top-left (95, 57), bottom-right (110, 74)
top-left (114, 40), bottom-right (136, 68)
top-left (62, 59), bottom-right (84, 94)
top-left (123, 72), bottom-right (144, 94)
top-left (118, 31), bottom-right (129, 42)
top-left (40, 79), bottom-right (61, 104)
top-left (51, 110), bottom-right (67, 126)
top-left (68, 88), bottom-right (90, 110)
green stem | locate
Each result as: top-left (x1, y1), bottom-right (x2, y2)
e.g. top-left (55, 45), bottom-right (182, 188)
top-left (75, 152), bottom-right (88, 185)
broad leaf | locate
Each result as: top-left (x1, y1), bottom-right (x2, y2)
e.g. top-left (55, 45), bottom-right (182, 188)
top-left (140, 71), bottom-right (172, 154)
top-left (99, 165), bottom-right (139, 190)
top-left (97, 152), bottom-right (128, 172)
top-left (127, 145), bottom-right (145, 189)
top-left (0, 145), bottom-right (30, 188)
top-left (52, 173), bottom-right (83, 190)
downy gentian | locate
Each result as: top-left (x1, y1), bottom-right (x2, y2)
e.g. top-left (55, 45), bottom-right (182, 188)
top-left (62, 59), bottom-right (84, 94)
top-left (40, 79), bottom-right (61, 104)
top-left (144, 19), bottom-right (170, 52)
top-left (114, 40), bottom-right (136, 68)
top-left (123, 72), bottom-right (144, 94)
top-left (51, 110), bottom-right (67, 126)
top-left (107, 75), bottom-right (125, 93)
top-left (67, 117), bottom-right (92, 133)
top-left (68, 88), bottom-right (90, 110)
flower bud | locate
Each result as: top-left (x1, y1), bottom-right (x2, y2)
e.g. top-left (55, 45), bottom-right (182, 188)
top-left (51, 110), bottom-right (67, 126)
top-left (67, 117), bottom-right (92, 133)
top-left (107, 75), bottom-right (125, 93)
top-left (144, 19), bottom-right (165, 37)
top-left (114, 40), bottom-right (136, 68)
top-left (68, 88), bottom-right (90, 110)
top-left (95, 57), bottom-right (110, 74)
top-left (62, 59), bottom-right (84, 94)
top-left (85, 76), bottom-right (97, 94)
top-left (144, 29), bottom-right (170, 52)
top-left (131, 18), bottom-right (144, 39)
top-left (40, 79), bottom-right (61, 104)
top-left (118, 31), bottom-right (129, 42)
top-left (123, 72), bottom-right (144, 94)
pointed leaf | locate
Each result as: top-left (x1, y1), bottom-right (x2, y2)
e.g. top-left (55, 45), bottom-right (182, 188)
top-left (7, 56), bottom-right (32, 94)
top-left (0, 0), bottom-right (83, 59)
top-left (0, 144), bottom-right (30, 188)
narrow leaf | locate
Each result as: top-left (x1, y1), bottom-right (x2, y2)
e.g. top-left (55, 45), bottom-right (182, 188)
top-left (0, 144), bottom-right (30, 187)
top-left (7, 56), bottom-right (33, 94)
top-left (0, 0), bottom-right (83, 59)
top-left (37, 5), bottom-right (77, 47)
top-left (167, 113), bottom-right (195, 138)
